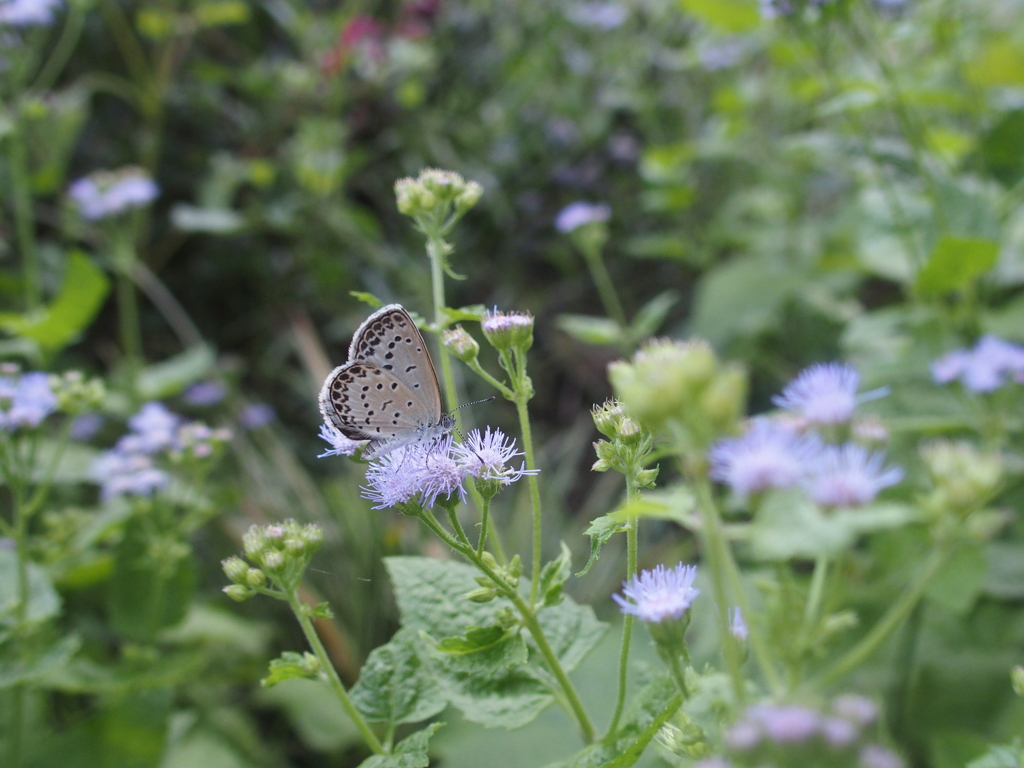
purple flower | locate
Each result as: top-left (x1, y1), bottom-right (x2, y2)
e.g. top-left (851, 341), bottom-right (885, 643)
top-left (833, 694), bottom-right (877, 725)
top-left (860, 745), bottom-right (903, 768)
top-left (91, 450), bottom-right (170, 501)
top-left (746, 704), bottom-right (821, 743)
top-left (613, 563), bottom-right (699, 624)
top-left (709, 419), bottom-right (821, 498)
top-left (69, 412), bottom-right (105, 442)
top-left (481, 309), bottom-right (534, 334)
top-left (173, 422), bottom-right (231, 459)
top-left (724, 719), bottom-right (762, 750)
top-left (318, 423), bottom-right (362, 458)
top-left (120, 402), bottom-right (180, 454)
top-left (0, 0), bottom-right (61, 25)
top-left (68, 167), bottom-right (159, 221)
top-left (239, 403), bottom-right (275, 429)
top-left (555, 201), bottom-right (611, 233)
top-left (183, 381), bottom-right (226, 406)
top-left (362, 446), bottom-right (425, 508)
top-left (729, 607), bottom-right (748, 641)
top-left (822, 717), bottom-right (858, 747)
top-left (931, 335), bottom-right (1024, 393)
top-left (805, 443), bottom-right (904, 507)
top-left (453, 427), bottom-right (538, 485)
top-left (2, 372), bottom-right (57, 429)
top-left (565, 2), bottom-right (628, 29)
top-left (414, 436), bottom-right (468, 508)
top-left (773, 363), bottom-right (880, 425)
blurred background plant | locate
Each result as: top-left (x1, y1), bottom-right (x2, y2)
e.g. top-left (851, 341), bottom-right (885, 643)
top-left (2, 0), bottom-right (1024, 765)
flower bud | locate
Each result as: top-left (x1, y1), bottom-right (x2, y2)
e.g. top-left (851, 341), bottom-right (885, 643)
top-left (443, 326), bottom-right (480, 363)
top-left (419, 168), bottom-right (465, 201)
top-left (395, 177), bottom-right (419, 216)
top-left (223, 584), bottom-right (251, 602)
top-left (636, 467), bottom-right (659, 488)
top-left (263, 550), bottom-right (285, 571)
top-left (455, 181), bottom-right (483, 213)
top-left (242, 526), bottom-right (265, 559)
top-left (616, 416), bottom-right (642, 444)
top-left (303, 523), bottom-right (324, 551)
top-left (465, 587), bottom-right (497, 603)
top-left (481, 309), bottom-right (534, 353)
top-left (222, 556), bottom-right (248, 583)
top-left (701, 364), bottom-right (748, 432)
top-left (921, 441), bottom-right (1002, 513)
top-left (246, 568), bottom-right (267, 588)
top-left (592, 399), bottom-right (626, 438)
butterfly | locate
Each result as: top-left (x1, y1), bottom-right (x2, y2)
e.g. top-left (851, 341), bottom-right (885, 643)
top-left (318, 304), bottom-right (455, 460)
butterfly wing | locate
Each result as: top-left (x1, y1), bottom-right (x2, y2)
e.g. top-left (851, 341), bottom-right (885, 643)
top-left (318, 304), bottom-right (449, 459)
top-left (345, 304), bottom-right (444, 423)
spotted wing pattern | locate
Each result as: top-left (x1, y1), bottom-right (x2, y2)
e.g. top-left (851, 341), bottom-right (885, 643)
top-left (318, 304), bottom-right (451, 459)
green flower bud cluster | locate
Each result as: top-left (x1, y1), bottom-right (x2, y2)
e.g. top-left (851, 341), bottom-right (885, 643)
top-left (222, 520), bottom-right (324, 599)
top-left (481, 310), bottom-right (534, 355)
top-left (657, 716), bottom-right (710, 758)
top-left (591, 399), bottom-right (658, 488)
top-left (49, 371), bottom-right (105, 414)
top-left (465, 553), bottom-right (521, 603)
top-left (443, 325), bottom-right (480, 364)
top-left (394, 168), bottom-right (483, 220)
top-left (920, 441), bottom-right (1003, 523)
top-left (608, 338), bottom-right (747, 464)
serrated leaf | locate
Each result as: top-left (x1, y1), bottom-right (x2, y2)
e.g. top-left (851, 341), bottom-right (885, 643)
top-left (609, 486), bottom-right (697, 526)
top-left (547, 675), bottom-right (681, 768)
top-left (556, 314), bottom-right (623, 346)
top-left (577, 515), bottom-right (626, 577)
top-left (915, 236), bottom-right (999, 298)
top-left (535, 600), bottom-right (607, 674)
top-left (437, 624), bottom-right (517, 655)
top-left (350, 627), bottom-right (447, 725)
top-left (358, 723), bottom-right (443, 768)
top-left (136, 345), bottom-right (216, 400)
top-left (538, 542), bottom-right (573, 607)
top-left (0, 251), bottom-right (109, 354)
top-left (261, 651), bottom-right (320, 687)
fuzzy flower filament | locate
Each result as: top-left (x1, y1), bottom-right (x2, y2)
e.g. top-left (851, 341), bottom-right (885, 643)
top-left (773, 362), bottom-right (883, 425)
top-left (805, 443), bottom-right (904, 508)
top-left (709, 418), bottom-right (821, 499)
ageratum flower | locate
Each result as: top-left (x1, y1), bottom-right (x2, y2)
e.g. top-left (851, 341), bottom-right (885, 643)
top-left (453, 426), bottom-right (538, 485)
top-left (728, 607), bottom-right (749, 641)
top-left (481, 308), bottom-right (534, 352)
top-left (317, 423), bottom-right (361, 457)
top-left (117, 402), bottom-right (180, 454)
top-left (805, 443), bottom-right (904, 507)
top-left (91, 450), bottom-right (170, 501)
top-left (730, 704), bottom-right (821, 746)
top-left (0, 0), bottom-right (61, 26)
top-left (613, 563), bottom-right (699, 624)
top-left (68, 167), bottom-right (159, 221)
top-left (239, 403), bottom-right (275, 429)
top-left (931, 335), bottom-right (1024, 393)
top-left (709, 418), bottom-right (821, 499)
top-left (183, 380), bottom-right (226, 406)
top-left (555, 201), bottom-right (611, 233)
top-left (773, 363), bottom-right (883, 425)
top-left (860, 744), bottom-right (904, 768)
top-left (0, 372), bottom-right (57, 430)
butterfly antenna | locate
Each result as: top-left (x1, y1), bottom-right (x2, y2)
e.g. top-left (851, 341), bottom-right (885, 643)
top-left (448, 396), bottom-right (496, 415)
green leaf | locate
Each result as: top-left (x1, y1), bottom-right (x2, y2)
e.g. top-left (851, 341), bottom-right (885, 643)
top-left (0, 251), bottom-right (109, 354)
top-left (925, 543), bottom-right (988, 614)
top-left (0, 547), bottom-right (62, 623)
top-left (555, 314), bottom-right (623, 346)
top-left (350, 627), bottom-right (448, 725)
top-left (108, 516), bottom-right (197, 641)
top-left (0, 634), bottom-right (81, 689)
top-left (161, 720), bottom-right (260, 768)
top-left (535, 600), bottom-right (607, 674)
top-left (577, 515), bottom-right (626, 577)
top-left (261, 651), bottom-right (320, 687)
top-left (538, 542), bottom-right (573, 607)
top-left (983, 543), bottom-right (1024, 599)
top-left (832, 503), bottom-right (919, 534)
top-left (443, 305), bottom-right (488, 323)
top-left (967, 741), bottom-right (1024, 768)
top-left (678, 0), bottom-right (760, 32)
top-left (438, 624), bottom-right (519, 656)
top-left (195, 0), bottom-right (250, 26)
top-left (136, 345), bottom-right (216, 400)
top-left (358, 723), bottom-right (443, 768)
top-left (628, 290), bottom-right (678, 341)
top-left (170, 204), bottom-right (244, 233)
top-left (350, 291), bottom-right (385, 309)
top-left (749, 489), bottom-right (853, 561)
top-left (548, 675), bottom-right (681, 768)
top-left (915, 236), bottom-right (999, 298)
top-left (966, 37), bottom-right (1024, 88)
top-left (980, 110), bottom-right (1024, 186)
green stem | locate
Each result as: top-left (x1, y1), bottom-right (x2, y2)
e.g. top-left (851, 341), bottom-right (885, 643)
top-left (476, 495), bottom-right (491, 557)
top-left (113, 235), bottom-right (144, 389)
top-left (426, 233), bottom-right (458, 415)
top-left (515, 395), bottom-right (544, 607)
top-left (8, 125), bottom-right (39, 312)
top-left (605, 473), bottom-right (639, 739)
top-left (286, 591), bottom-right (385, 755)
top-left (665, 653), bottom-right (690, 700)
top-left (801, 556), bottom-right (829, 642)
top-left (816, 547), bottom-right (947, 688)
top-left (581, 245), bottom-right (626, 328)
top-left (32, 0), bottom-right (87, 91)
